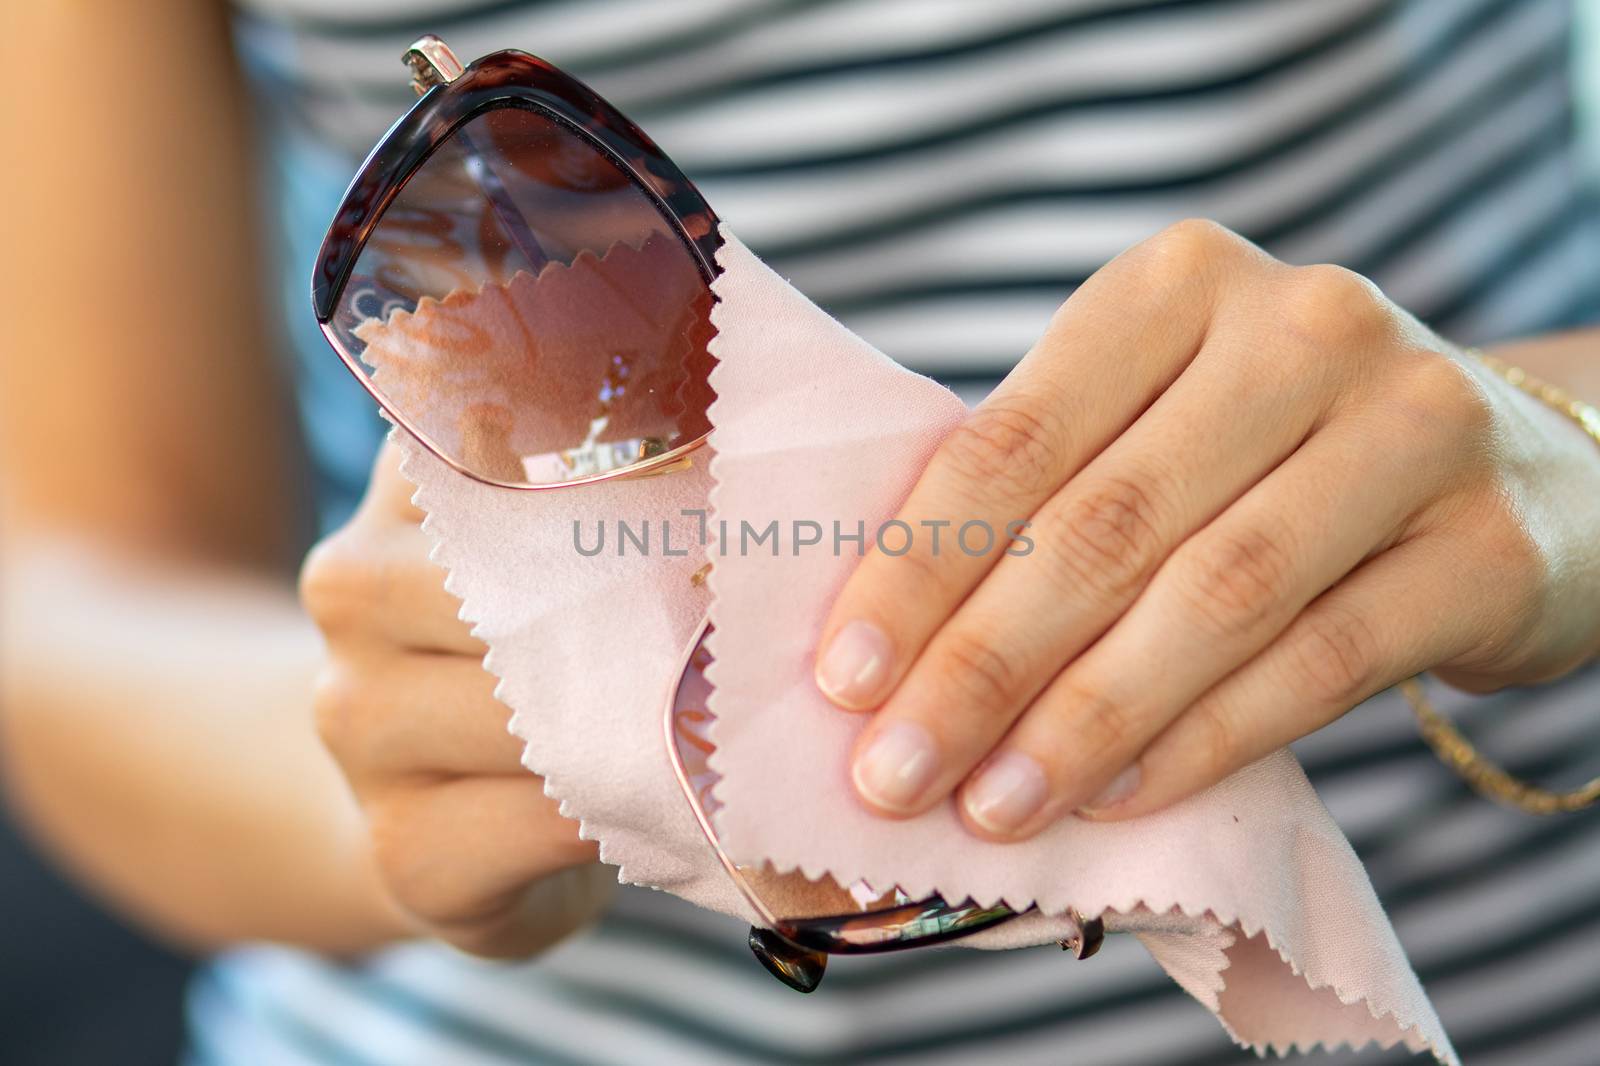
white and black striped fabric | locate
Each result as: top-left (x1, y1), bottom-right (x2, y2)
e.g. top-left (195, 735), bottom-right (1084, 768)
top-left (217, 1), bottom-right (1600, 1062)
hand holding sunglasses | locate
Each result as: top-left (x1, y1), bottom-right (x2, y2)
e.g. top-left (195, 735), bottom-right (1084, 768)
top-left (313, 37), bottom-right (1105, 992)
top-left (813, 225), bottom-right (1600, 837)
top-left (302, 442), bottom-right (616, 958)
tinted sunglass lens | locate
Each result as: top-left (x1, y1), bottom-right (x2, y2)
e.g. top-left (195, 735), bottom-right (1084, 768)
top-left (331, 105), bottom-right (714, 485)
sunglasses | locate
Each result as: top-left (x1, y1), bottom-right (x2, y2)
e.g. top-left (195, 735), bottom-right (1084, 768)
top-left (312, 35), bottom-right (1103, 992)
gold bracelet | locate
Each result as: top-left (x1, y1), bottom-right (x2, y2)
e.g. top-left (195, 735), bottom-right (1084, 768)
top-left (1397, 350), bottom-right (1600, 815)
top-left (1474, 351), bottom-right (1600, 443)
top-left (1399, 677), bottom-right (1600, 814)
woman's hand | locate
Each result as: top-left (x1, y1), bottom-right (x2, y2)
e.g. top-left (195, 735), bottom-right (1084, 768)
top-left (301, 443), bottom-right (612, 956)
top-left (815, 219), bottom-right (1600, 839)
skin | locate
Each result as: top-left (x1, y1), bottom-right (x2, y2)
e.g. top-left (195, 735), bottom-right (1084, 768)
top-left (0, 1), bottom-right (601, 956)
top-left (815, 220), bottom-right (1600, 842)
top-left (300, 443), bottom-right (611, 957)
top-left (0, 6), bottom-right (1595, 961)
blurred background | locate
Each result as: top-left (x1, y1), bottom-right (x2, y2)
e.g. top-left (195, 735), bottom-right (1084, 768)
top-left (3, 2), bottom-right (1600, 1064)
top-left (0, 814), bottom-right (191, 1065)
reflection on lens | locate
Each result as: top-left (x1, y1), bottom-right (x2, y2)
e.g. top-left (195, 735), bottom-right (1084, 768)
top-left (331, 107), bottom-right (715, 485)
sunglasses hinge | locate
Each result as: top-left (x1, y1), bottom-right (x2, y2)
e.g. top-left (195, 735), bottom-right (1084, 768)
top-left (403, 35), bottom-right (465, 96)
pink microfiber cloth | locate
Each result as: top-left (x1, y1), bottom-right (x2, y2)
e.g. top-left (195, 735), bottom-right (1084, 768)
top-left (368, 229), bottom-right (1455, 1063)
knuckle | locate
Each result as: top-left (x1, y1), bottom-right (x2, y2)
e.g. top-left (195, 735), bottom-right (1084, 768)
top-left (942, 399), bottom-right (1062, 504)
top-left (299, 533), bottom-right (369, 632)
top-left (1043, 475), bottom-right (1166, 601)
top-left (1278, 264), bottom-right (1387, 347)
top-left (1398, 355), bottom-right (1494, 443)
top-left (857, 532), bottom-right (948, 609)
top-left (1459, 513), bottom-right (1545, 651)
top-left (311, 666), bottom-right (365, 764)
top-left (1172, 524), bottom-right (1296, 640)
top-left (366, 800), bottom-right (429, 915)
top-left (1147, 218), bottom-right (1240, 272)
top-left (935, 629), bottom-right (1024, 710)
top-left (365, 795), bottom-right (477, 928)
top-left (1057, 678), bottom-right (1137, 762)
top-left (1289, 605), bottom-right (1382, 707)
top-left (1189, 703), bottom-right (1242, 780)
top-left (880, 531), bottom-right (946, 583)
top-left (1126, 218), bottom-right (1251, 289)
top-left (1479, 514), bottom-right (1544, 599)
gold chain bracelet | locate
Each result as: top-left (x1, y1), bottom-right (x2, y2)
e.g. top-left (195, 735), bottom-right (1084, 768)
top-left (1396, 351), bottom-right (1600, 815)
top-left (1399, 677), bottom-right (1600, 814)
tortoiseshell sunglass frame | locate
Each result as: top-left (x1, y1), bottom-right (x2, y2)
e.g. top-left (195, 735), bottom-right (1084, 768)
top-left (310, 35), bottom-right (721, 491)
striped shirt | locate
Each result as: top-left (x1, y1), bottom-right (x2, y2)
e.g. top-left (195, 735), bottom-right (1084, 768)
top-left (215, 1), bottom-right (1600, 1063)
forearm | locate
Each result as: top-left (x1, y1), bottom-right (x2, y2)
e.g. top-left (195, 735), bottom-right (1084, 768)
top-left (0, 1), bottom-right (394, 954)
top-left (0, 1), bottom-right (307, 570)
top-left (0, 542), bottom-right (407, 954)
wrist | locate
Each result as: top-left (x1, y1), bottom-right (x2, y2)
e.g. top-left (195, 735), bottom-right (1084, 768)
top-left (1471, 349), bottom-right (1600, 674)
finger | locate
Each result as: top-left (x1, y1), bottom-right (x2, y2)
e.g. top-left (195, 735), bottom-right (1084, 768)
top-left (1082, 531), bottom-right (1485, 819)
top-left (316, 652), bottom-right (525, 781)
top-left (814, 222), bottom-right (1262, 711)
top-left (302, 514), bottom-right (484, 655)
top-left (360, 439), bottom-right (428, 524)
top-left (956, 410), bottom-right (1448, 838)
top-left (361, 518), bottom-right (483, 654)
top-left (438, 863), bottom-right (617, 958)
top-left (370, 775), bottom-right (600, 951)
top-left (848, 318), bottom-right (1327, 816)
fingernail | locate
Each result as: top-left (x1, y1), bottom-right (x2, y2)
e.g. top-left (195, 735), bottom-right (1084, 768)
top-left (816, 620), bottom-right (892, 707)
top-left (852, 721), bottom-right (939, 811)
top-left (1082, 764), bottom-right (1141, 814)
top-left (963, 751), bottom-right (1049, 835)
